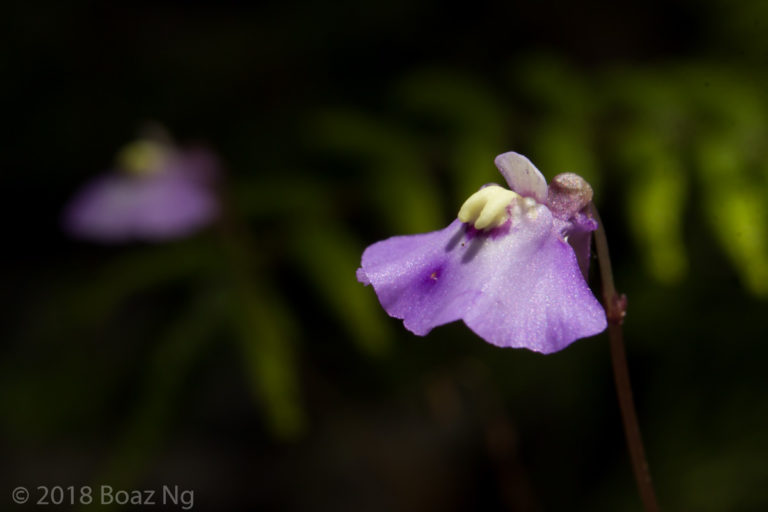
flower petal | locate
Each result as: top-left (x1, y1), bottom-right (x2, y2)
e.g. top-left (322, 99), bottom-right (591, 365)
top-left (64, 168), bottom-right (217, 242)
top-left (494, 152), bottom-right (548, 203)
top-left (463, 225), bottom-right (606, 353)
top-left (357, 221), bottom-right (471, 334)
top-left (358, 208), bottom-right (606, 353)
top-left (553, 211), bottom-right (598, 278)
top-left (133, 171), bottom-right (218, 240)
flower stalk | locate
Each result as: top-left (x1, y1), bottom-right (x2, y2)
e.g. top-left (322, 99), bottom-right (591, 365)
top-left (591, 203), bottom-right (659, 512)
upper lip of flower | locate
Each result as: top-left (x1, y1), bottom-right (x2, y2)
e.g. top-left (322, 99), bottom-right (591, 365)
top-left (493, 152), bottom-right (549, 204)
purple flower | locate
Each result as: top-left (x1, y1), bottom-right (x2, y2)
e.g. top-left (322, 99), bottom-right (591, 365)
top-left (63, 138), bottom-right (219, 243)
top-left (356, 152), bottom-right (607, 354)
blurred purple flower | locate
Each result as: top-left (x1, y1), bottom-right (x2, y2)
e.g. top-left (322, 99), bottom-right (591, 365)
top-left (63, 137), bottom-right (219, 243)
top-left (357, 152), bottom-right (606, 354)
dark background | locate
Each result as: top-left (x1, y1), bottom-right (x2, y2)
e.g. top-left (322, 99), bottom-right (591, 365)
top-left (3, 1), bottom-right (768, 510)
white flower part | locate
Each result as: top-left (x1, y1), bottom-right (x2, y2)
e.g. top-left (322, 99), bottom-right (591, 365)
top-left (459, 184), bottom-right (542, 230)
top-left (494, 152), bottom-right (548, 204)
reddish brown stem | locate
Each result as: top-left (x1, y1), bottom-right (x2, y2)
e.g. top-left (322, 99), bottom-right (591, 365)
top-left (591, 203), bottom-right (659, 512)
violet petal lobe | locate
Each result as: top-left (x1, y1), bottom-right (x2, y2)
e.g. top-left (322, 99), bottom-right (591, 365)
top-left (494, 152), bottom-right (548, 203)
top-left (64, 150), bottom-right (218, 243)
top-left (357, 206), bottom-right (607, 353)
top-left (553, 211), bottom-right (599, 279)
top-left (131, 169), bottom-right (218, 240)
top-left (64, 170), bottom-right (217, 243)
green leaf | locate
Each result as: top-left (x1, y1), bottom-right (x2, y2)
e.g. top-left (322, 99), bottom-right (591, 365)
top-left (97, 291), bottom-right (223, 488)
top-left (395, 69), bottom-right (508, 200)
top-left (619, 129), bottom-right (689, 284)
top-left (42, 239), bottom-right (216, 338)
top-left (697, 137), bottom-right (768, 297)
top-left (513, 57), bottom-right (601, 192)
top-left (235, 286), bottom-right (306, 439)
top-left (291, 221), bottom-right (392, 357)
top-left (308, 109), bottom-right (444, 233)
top-left (514, 55), bottom-right (593, 117)
top-left (529, 120), bottom-right (601, 193)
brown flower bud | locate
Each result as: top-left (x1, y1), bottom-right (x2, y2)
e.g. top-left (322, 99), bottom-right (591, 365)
top-left (546, 173), bottom-right (593, 219)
